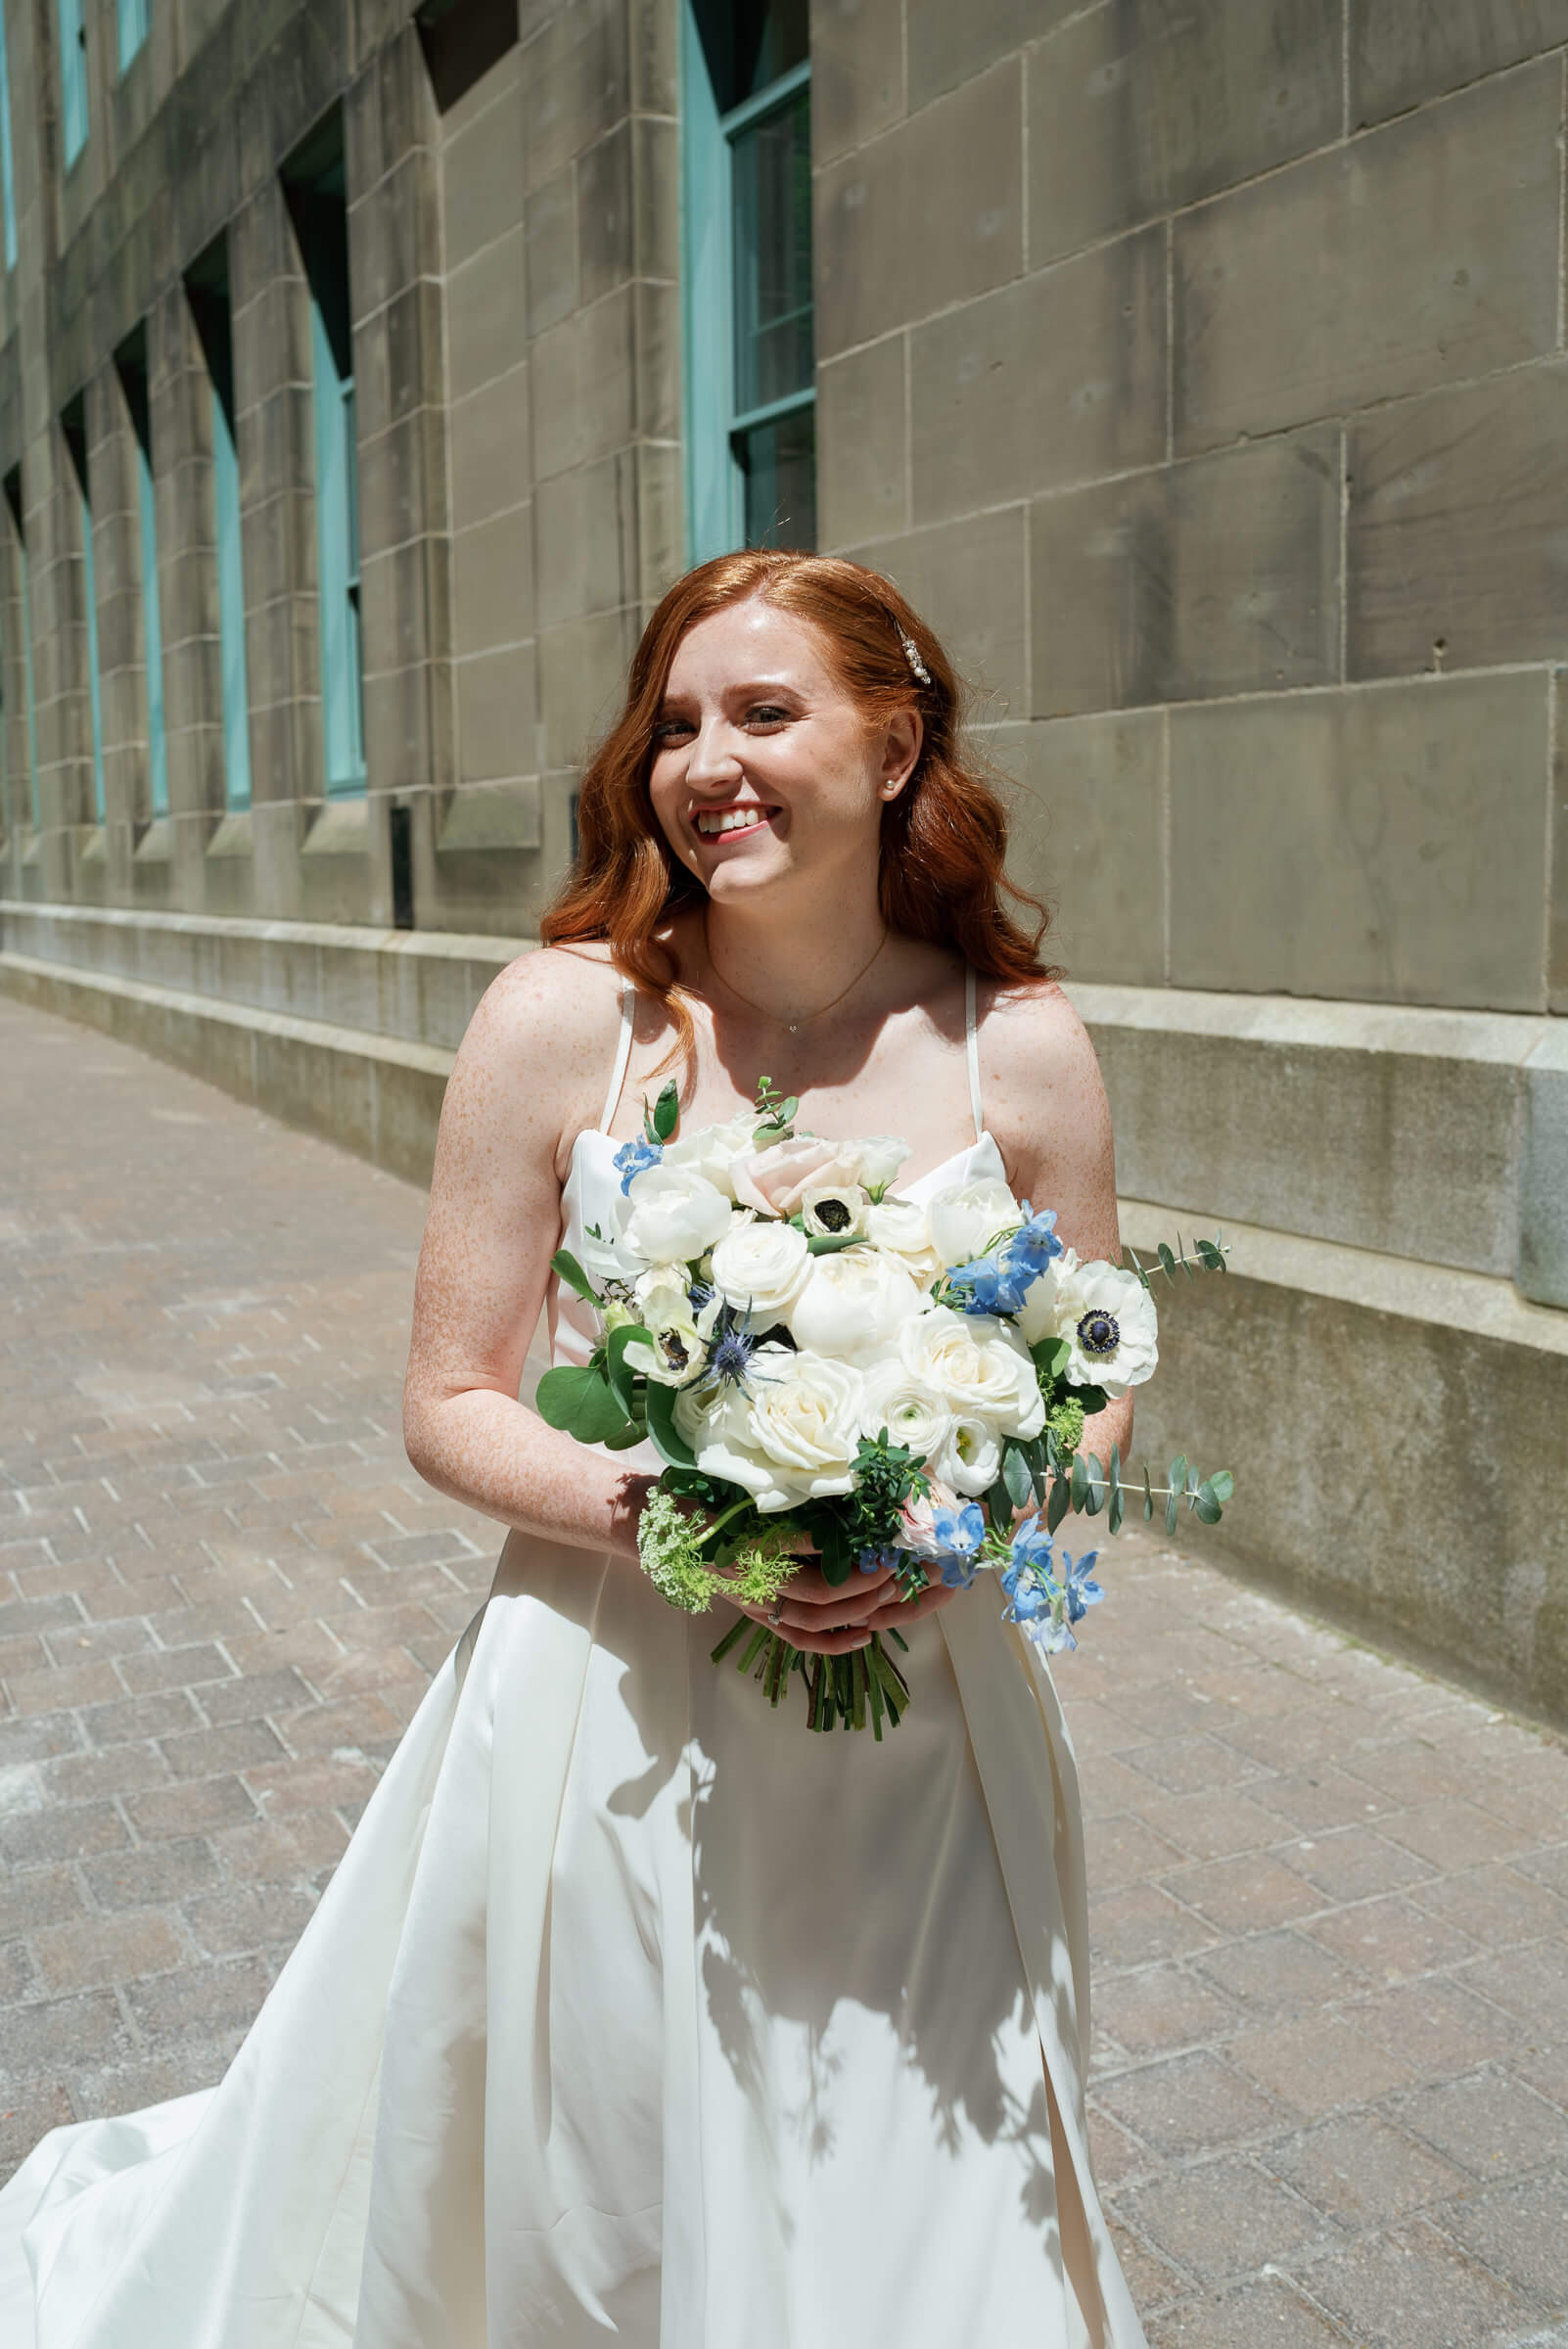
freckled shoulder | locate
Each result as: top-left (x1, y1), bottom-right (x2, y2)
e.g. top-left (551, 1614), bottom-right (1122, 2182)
top-left (980, 978), bottom-right (1116, 1198)
top-left (438, 943), bottom-right (626, 1180)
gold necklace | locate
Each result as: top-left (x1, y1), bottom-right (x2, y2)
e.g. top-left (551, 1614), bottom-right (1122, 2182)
top-left (703, 917), bottom-right (890, 1034)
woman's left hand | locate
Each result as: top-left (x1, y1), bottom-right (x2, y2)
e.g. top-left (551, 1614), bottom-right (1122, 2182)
top-left (846, 1571), bottom-right (962, 1635)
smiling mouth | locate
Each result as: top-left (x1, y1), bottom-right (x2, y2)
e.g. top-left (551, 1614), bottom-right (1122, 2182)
top-left (694, 805), bottom-right (778, 839)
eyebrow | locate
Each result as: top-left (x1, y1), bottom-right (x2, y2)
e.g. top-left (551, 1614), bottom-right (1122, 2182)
top-left (657, 679), bottom-right (805, 710)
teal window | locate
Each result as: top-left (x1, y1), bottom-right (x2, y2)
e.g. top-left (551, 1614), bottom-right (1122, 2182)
top-left (0, 0), bottom-right (19, 269)
top-left (2, 473), bottom-right (36, 829)
top-left (116, 0), bottom-right (149, 72)
top-left (284, 121), bottom-right (364, 798)
top-left (187, 250), bottom-right (251, 810)
top-left (116, 334), bottom-right (167, 819)
top-left (62, 409), bottom-right (105, 823)
top-left (57, 0), bottom-right (88, 167)
top-left (681, 2), bottom-right (814, 562)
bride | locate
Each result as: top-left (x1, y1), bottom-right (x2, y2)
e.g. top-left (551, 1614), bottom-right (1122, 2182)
top-left (0, 550), bottom-right (1147, 2345)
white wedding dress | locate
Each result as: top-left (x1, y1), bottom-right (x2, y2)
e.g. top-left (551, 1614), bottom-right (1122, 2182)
top-left (0, 973), bottom-right (1146, 2346)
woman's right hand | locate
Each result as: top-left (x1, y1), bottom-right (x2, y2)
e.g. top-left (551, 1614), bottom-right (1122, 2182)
top-left (715, 1540), bottom-right (901, 1657)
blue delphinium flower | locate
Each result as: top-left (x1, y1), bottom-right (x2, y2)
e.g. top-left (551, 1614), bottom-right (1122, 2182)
top-left (945, 1202), bottom-right (1065, 1317)
top-left (857, 1542), bottom-right (904, 1577)
top-left (614, 1135), bottom-right (663, 1195)
top-left (1059, 1548), bottom-right (1104, 1625)
top-left (932, 1499), bottom-right (987, 1588)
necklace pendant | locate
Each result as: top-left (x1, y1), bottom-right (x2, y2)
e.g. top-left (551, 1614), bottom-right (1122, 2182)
top-left (788, 1021), bottom-right (798, 1033)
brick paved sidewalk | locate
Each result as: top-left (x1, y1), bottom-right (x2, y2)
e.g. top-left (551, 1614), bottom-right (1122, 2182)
top-left (2, 994), bottom-right (1566, 2346)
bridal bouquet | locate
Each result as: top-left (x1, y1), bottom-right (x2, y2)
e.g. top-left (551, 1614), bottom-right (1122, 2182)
top-left (541, 1078), bottom-right (1231, 1735)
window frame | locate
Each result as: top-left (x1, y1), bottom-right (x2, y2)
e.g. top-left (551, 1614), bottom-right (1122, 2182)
top-left (680, 15), bottom-right (814, 564)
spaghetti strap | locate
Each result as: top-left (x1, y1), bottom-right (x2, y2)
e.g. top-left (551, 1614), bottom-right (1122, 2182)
top-left (963, 965), bottom-right (986, 1142)
top-left (599, 980), bottom-right (635, 1132)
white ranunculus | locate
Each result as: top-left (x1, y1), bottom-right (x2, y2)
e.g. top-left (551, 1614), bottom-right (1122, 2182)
top-left (800, 1181), bottom-right (870, 1239)
top-left (709, 1214), bottom-right (810, 1315)
top-left (899, 1304), bottom-right (1044, 1440)
top-left (663, 1110), bottom-right (763, 1198)
top-left (620, 1164), bottom-right (734, 1265)
top-left (857, 1359), bottom-right (952, 1462)
top-left (854, 1135), bottom-right (910, 1193)
top-left (866, 1197), bottom-right (944, 1290)
top-left (926, 1175), bottom-right (1021, 1270)
top-left (931, 1413), bottom-right (1002, 1497)
top-left (1058, 1260), bottom-right (1159, 1399)
top-left (1015, 1245), bottom-right (1083, 1347)
top-left (786, 1247), bottom-right (926, 1361)
top-left (673, 1345), bottom-right (863, 1512)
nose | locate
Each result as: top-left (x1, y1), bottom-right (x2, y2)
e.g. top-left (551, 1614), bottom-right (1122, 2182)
top-left (684, 716), bottom-right (745, 792)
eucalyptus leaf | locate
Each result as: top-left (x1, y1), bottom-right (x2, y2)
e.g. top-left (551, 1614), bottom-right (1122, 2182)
top-left (1157, 1241), bottom-right (1177, 1282)
top-left (984, 1471), bottom-right (1014, 1528)
top-left (603, 1421), bottom-right (650, 1451)
top-left (1082, 1451), bottom-right (1105, 1518)
top-left (806, 1232), bottom-right (865, 1257)
top-left (643, 1377), bottom-right (697, 1469)
top-left (1193, 1478), bottom-right (1223, 1525)
top-left (535, 1364), bottom-right (628, 1444)
top-left (1002, 1443), bottom-right (1035, 1510)
top-left (1142, 1463), bottom-right (1154, 1521)
top-left (1208, 1468), bottom-right (1235, 1504)
top-left (549, 1249), bottom-right (601, 1307)
top-left (1046, 1472), bottom-right (1072, 1535)
top-left (1031, 1335), bottom-right (1072, 1381)
top-left (606, 1322), bottom-right (652, 1417)
top-left (1070, 1451), bottom-right (1088, 1513)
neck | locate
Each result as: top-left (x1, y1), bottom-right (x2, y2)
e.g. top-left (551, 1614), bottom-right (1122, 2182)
top-left (701, 877), bottom-right (887, 1023)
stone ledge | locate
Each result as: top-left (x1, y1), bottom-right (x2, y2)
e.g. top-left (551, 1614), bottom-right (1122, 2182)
top-left (0, 898), bottom-right (532, 1054)
top-left (1121, 1196), bottom-right (1568, 1728)
top-left (1070, 980), bottom-right (1561, 1297)
top-left (0, 950), bottom-right (453, 1189)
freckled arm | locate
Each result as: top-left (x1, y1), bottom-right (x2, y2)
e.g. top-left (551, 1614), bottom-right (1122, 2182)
top-left (401, 968), bottom-right (652, 1565)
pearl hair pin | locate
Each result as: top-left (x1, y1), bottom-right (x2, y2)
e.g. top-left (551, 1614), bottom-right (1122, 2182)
top-left (899, 630), bottom-right (932, 687)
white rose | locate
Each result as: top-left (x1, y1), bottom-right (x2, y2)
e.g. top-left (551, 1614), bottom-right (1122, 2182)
top-left (663, 1110), bottom-right (763, 1198)
top-left (858, 1359), bottom-right (952, 1461)
top-left (800, 1181), bottom-right (870, 1239)
top-left (786, 1248), bottom-right (926, 1361)
top-left (866, 1197), bottom-right (944, 1290)
top-left (673, 1345), bottom-right (863, 1512)
top-left (1015, 1245), bottom-right (1083, 1346)
top-left (709, 1214), bottom-right (810, 1315)
top-left (1058, 1260), bottom-right (1159, 1399)
top-left (747, 1349), bottom-right (865, 1482)
top-left (620, 1165), bottom-right (734, 1265)
top-left (931, 1413), bottom-right (1002, 1497)
top-left (854, 1135), bottom-right (910, 1192)
top-left (926, 1175), bottom-right (1021, 1270)
top-left (899, 1305), bottom-right (1044, 1440)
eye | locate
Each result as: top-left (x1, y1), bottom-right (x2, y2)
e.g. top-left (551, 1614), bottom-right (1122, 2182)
top-left (746, 704), bottom-right (791, 727)
top-left (652, 714), bottom-right (695, 743)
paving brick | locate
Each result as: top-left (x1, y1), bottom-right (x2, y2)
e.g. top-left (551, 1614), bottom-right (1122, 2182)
top-left (1303, 1895), bottom-right (1482, 1988)
top-left (1266, 2107), bottom-right (1472, 2229)
top-left (123, 1775), bottom-right (259, 1840)
top-left (1120, 2153), bottom-right (1325, 2286)
top-left (1148, 2275), bottom-right (1349, 2347)
top-left (1094, 2050), bottom-right (1287, 2160)
top-left (1288, 2217), bottom-right (1528, 2348)
top-left (1393, 2068), bottom-right (1568, 2181)
top-left (158, 1720), bottom-right (289, 1781)
top-left (29, 1911), bottom-right (187, 1995)
top-left (0, 1800), bottom-right (130, 1868)
top-left (1224, 2013), bottom-right (1416, 2123)
top-left (81, 1837), bottom-right (222, 1911)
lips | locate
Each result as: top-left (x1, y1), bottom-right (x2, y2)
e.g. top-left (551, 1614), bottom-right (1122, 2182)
top-left (693, 804), bottom-right (778, 840)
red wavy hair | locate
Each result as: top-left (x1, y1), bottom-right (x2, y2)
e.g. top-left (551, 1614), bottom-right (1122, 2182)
top-left (540, 550), bottom-right (1059, 1057)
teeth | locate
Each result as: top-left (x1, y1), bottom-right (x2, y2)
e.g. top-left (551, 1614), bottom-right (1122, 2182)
top-left (696, 806), bottom-right (769, 837)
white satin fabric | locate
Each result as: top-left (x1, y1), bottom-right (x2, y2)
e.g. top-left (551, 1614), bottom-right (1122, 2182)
top-left (0, 1129), bottom-right (1146, 2346)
